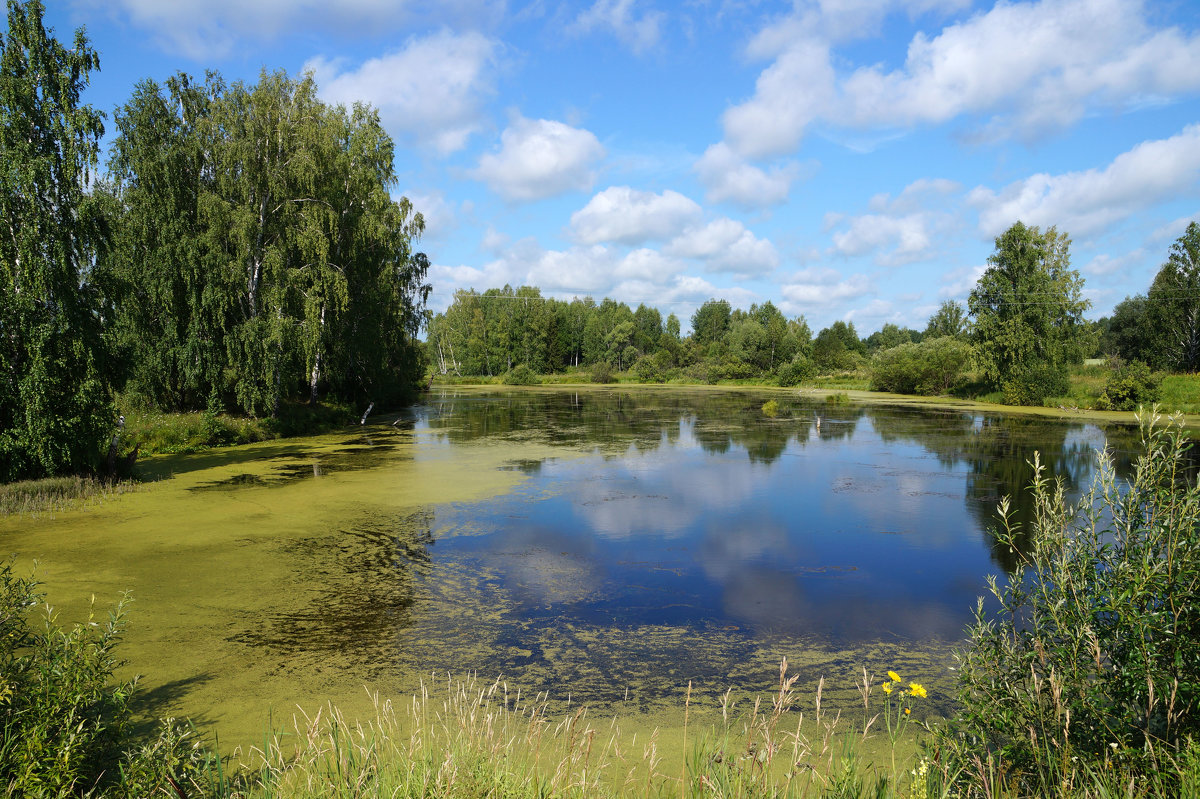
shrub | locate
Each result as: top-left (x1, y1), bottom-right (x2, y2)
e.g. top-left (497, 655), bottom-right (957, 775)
top-left (761, 399), bottom-right (779, 417)
top-left (945, 410), bottom-right (1200, 794)
top-left (1100, 359), bottom-right (1161, 411)
top-left (632, 355), bottom-right (665, 383)
top-left (776, 357), bottom-right (816, 387)
top-left (590, 360), bottom-right (615, 384)
top-left (502, 364), bottom-right (540, 385)
top-left (0, 562), bottom-right (215, 797)
top-left (1000, 361), bottom-right (1070, 406)
top-left (870, 338), bottom-right (974, 395)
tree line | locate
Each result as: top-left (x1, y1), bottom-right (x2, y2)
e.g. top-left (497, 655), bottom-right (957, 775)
top-left (0, 1), bottom-right (430, 482)
top-left (429, 218), bottom-right (1199, 409)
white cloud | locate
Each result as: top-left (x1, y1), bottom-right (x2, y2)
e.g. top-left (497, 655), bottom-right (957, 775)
top-left (723, 35), bottom-right (836, 159)
top-left (723, 0), bottom-right (1200, 158)
top-left (570, 187), bottom-right (703, 244)
top-left (832, 214), bottom-right (933, 263)
top-left (829, 177), bottom-right (961, 264)
top-left (666, 218), bottom-right (781, 275)
top-left (1152, 213), bottom-right (1200, 243)
top-left (401, 190), bottom-right (456, 240)
top-left (614, 248), bottom-right (687, 282)
top-left (968, 124), bottom-right (1200, 237)
top-left (89, 0), bottom-right (501, 60)
top-left (304, 30), bottom-right (499, 154)
top-left (693, 143), bottom-right (802, 208)
top-left (571, 0), bottom-right (664, 54)
top-left (936, 264), bottom-right (986, 299)
top-left (780, 269), bottom-right (872, 306)
top-left (473, 116), bottom-right (605, 201)
top-left (1083, 249), bottom-right (1146, 277)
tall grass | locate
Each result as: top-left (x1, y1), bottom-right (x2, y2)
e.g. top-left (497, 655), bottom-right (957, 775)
top-left (0, 474), bottom-right (139, 516)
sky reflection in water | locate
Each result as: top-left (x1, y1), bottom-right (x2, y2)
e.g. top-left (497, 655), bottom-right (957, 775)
top-left (406, 389), bottom-right (1138, 691)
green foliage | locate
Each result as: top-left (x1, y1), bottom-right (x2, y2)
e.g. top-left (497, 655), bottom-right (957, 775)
top-left (969, 222), bottom-right (1090, 402)
top-left (923, 300), bottom-right (969, 340)
top-left (0, 559), bottom-right (228, 798)
top-left (999, 361), bottom-right (1070, 407)
top-left (776, 357), bottom-right (816, 387)
top-left (1097, 360), bottom-right (1161, 411)
top-left (633, 354), bottom-right (666, 383)
top-left (760, 399), bottom-right (779, 417)
top-left (813, 322), bottom-right (865, 372)
top-left (1147, 221), bottom-right (1200, 372)
top-left (590, 360), bottom-right (615, 384)
top-left (946, 412), bottom-right (1200, 794)
top-left (100, 68), bottom-right (430, 417)
top-left (0, 0), bottom-right (115, 481)
top-left (870, 338), bottom-right (974, 395)
top-left (502, 364), bottom-right (540, 385)
top-left (691, 299), bottom-right (732, 346)
top-left (1105, 294), bottom-right (1163, 367)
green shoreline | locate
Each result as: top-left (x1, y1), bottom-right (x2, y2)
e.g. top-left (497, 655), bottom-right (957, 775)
top-left (429, 379), bottom-right (1199, 432)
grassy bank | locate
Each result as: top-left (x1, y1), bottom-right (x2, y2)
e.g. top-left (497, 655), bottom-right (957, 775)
top-left (0, 399), bottom-right (364, 515)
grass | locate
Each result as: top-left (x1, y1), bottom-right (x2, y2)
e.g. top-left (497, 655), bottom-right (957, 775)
top-left (0, 474), bottom-right (140, 516)
top-left (119, 397), bottom-right (358, 457)
top-left (1159, 373), bottom-right (1200, 413)
top-left (183, 663), bottom-right (932, 799)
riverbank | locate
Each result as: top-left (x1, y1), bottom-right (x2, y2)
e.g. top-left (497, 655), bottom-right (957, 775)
top-left (432, 376), bottom-right (1200, 433)
top-left (7, 379), bottom-right (1194, 517)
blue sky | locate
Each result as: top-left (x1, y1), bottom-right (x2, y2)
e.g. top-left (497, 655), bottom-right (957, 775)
top-left (43, 0), bottom-right (1200, 333)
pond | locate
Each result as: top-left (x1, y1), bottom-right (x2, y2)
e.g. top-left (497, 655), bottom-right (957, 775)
top-left (0, 387), bottom-right (1143, 750)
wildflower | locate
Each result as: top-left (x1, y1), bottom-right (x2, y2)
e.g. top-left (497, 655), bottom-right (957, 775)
top-left (905, 708), bottom-right (911, 715)
top-left (888, 670), bottom-right (901, 683)
top-left (908, 682), bottom-right (927, 698)
top-left (882, 681), bottom-right (893, 694)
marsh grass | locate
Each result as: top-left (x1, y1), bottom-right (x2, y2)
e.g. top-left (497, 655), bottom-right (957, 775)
top-left (199, 660), bottom-right (932, 799)
top-left (0, 474), bottom-right (140, 516)
top-left (119, 399), bottom-right (356, 457)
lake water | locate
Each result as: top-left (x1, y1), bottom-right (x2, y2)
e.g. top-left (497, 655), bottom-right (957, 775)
top-left (0, 387), bottom-right (1143, 749)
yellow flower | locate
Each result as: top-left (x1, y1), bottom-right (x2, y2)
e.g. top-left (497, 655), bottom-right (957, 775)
top-left (904, 708), bottom-right (911, 715)
top-left (888, 671), bottom-right (901, 683)
top-left (909, 682), bottom-right (928, 699)
top-left (882, 681), bottom-right (893, 694)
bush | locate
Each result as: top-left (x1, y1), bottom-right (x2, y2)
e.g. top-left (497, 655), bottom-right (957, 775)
top-left (776, 357), bottom-right (816, 387)
top-left (590, 360), bottom-right (615, 384)
top-left (502, 364), bottom-right (540, 385)
top-left (1100, 359), bottom-right (1161, 411)
top-left (0, 562), bottom-right (215, 797)
top-left (1000, 361), bottom-right (1070, 406)
top-left (632, 355), bottom-right (665, 383)
top-left (944, 411), bottom-right (1200, 794)
top-left (870, 338), bottom-right (974, 395)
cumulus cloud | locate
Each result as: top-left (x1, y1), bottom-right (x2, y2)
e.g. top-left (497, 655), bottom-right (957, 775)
top-left (401, 190), bottom-right (457, 240)
top-left (828, 177), bottom-right (961, 264)
top-left (780, 268), bottom-right (873, 306)
top-left (693, 143), bottom-right (803, 208)
top-left (473, 116), bottom-right (605, 201)
top-left (571, 0), bottom-right (664, 54)
top-left (304, 30), bottom-right (499, 154)
top-left (723, 0), bottom-right (1200, 158)
top-left (968, 124), bottom-right (1200, 237)
top-left (1083, 249), bottom-right (1147, 277)
top-left (666, 218), bottom-right (781, 275)
top-left (936, 264), bottom-right (986, 299)
top-left (570, 187), bottom-right (703, 244)
top-left (88, 0), bottom-right (501, 60)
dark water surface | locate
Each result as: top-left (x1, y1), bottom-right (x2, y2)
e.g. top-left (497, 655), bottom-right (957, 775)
top-left (1, 387), bottom-right (1144, 743)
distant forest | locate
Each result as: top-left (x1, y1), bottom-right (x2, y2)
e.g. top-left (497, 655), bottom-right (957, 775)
top-left (428, 220), bottom-right (1200, 404)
